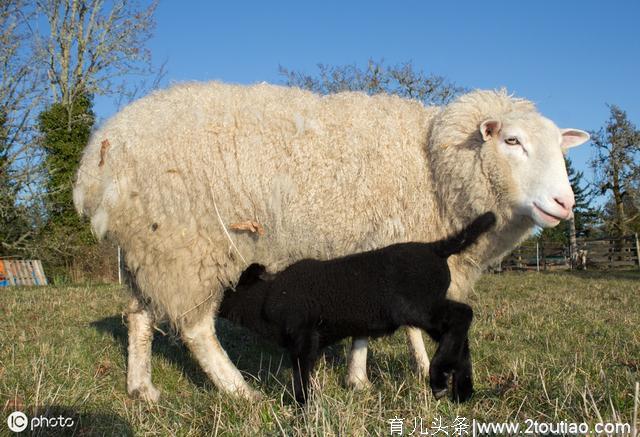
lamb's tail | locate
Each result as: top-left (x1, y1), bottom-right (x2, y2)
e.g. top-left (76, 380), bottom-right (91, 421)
top-left (433, 212), bottom-right (496, 258)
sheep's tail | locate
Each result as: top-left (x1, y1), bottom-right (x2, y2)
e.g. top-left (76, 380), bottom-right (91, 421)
top-left (73, 132), bottom-right (118, 239)
top-left (434, 212), bottom-right (496, 258)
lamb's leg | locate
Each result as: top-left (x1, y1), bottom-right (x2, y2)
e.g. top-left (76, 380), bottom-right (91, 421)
top-left (126, 296), bottom-right (160, 402)
top-left (345, 337), bottom-right (372, 390)
top-left (292, 356), bottom-right (319, 404)
top-left (427, 302), bottom-right (473, 401)
top-left (290, 331), bottom-right (320, 404)
top-left (182, 314), bottom-right (262, 401)
top-left (451, 338), bottom-right (473, 402)
top-left (406, 327), bottom-right (431, 375)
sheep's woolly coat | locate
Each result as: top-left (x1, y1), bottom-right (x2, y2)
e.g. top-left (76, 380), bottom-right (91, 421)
top-left (74, 82), bottom-right (535, 327)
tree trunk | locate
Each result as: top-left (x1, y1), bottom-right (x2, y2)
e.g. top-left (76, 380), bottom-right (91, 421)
top-left (611, 164), bottom-right (627, 237)
top-left (569, 216), bottom-right (577, 269)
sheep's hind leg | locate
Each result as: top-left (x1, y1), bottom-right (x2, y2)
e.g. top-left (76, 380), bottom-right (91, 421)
top-left (406, 327), bottom-right (431, 376)
top-left (126, 296), bottom-right (160, 402)
top-left (345, 338), bottom-right (372, 390)
top-left (182, 314), bottom-right (262, 401)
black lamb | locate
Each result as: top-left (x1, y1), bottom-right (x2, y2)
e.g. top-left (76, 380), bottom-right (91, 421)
top-left (219, 212), bottom-right (496, 404)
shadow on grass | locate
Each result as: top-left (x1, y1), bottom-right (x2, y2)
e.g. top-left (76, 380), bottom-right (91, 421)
top-left (91, 316), bottom-right (348, 399)
top-left (90, 316), bottom-right (278, 391)
top-left (91, 315), bottom-right (400, 396)
top-left (11, 405), bottom-right (132, 436)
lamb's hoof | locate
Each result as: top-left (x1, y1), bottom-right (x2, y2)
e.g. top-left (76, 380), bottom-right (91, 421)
top-left (345, 375), bottom-right (372, 391)
top-left (452, 387), bottom-right (473, 403)
top-left (128, 383), bottom-right (161, 402)
top-left (429, 368), bottom-right (449, 401)
top-left (452, 374), bottom-right (473, 403)
top-left (432, 387), bottom-right (448, 400)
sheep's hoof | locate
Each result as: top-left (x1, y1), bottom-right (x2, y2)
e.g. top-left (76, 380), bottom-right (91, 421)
top-left (237, 386), bottom-right (264, 402)
top-left (415, 364), bottom-right (430, 378)
top-left (345, 375), bottom-right (372, 391)
top-left (411, 358), bottom-right (430, 377)
top-left (432, 388), bottom-right (448, 400)
top-left (128, 384), bottom-right (161, 402)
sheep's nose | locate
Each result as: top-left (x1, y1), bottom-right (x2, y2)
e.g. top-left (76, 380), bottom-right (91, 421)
top-left (554, 195), bottom-right (575, 216)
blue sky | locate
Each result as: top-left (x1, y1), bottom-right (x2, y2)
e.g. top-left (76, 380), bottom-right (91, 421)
top-left (96, 0), bottom-right (640, 191)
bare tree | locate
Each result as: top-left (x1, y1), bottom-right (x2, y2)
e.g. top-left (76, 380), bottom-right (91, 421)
top-left (1, 0), bottom-right (162, 278)
top-left (280, 59), bottom-right (463, 106)
top-left (34, 0), bottom-right (160, 112)
top-left (590, 105), bottom-right (640, 236)
top-left (30, 0), bottom-right (161, 281)
top-left (0, 0), bottom-right (46, 255)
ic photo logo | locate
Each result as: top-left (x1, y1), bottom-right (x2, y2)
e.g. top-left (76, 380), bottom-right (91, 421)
top-left (6, 410), bottom-right (75, 433)
top-left (7, 411), bottom-right (27, 433)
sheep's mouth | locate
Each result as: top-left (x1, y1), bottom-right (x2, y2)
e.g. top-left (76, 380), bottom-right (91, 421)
top-left (533, 202), bottom-right (563, 225)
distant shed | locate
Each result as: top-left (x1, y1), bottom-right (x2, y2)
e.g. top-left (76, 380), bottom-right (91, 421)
top-left (0, 260), bottom-right (48, 286)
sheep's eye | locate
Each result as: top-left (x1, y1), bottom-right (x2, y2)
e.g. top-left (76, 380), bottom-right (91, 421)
top-left (505, 137), bottom-right (520, 146)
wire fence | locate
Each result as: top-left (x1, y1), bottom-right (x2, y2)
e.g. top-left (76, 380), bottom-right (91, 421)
top-left (3, 233), bottom-right (638, 287)
top-left (496, 233), bottom-right (640, 272)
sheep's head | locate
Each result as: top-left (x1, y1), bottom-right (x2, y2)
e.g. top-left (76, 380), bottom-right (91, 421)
top-left (480, 114), bottom-right (589, 228)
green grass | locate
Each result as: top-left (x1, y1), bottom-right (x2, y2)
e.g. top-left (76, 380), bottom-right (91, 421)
top-left (1, 271), bottom-right (639, 436)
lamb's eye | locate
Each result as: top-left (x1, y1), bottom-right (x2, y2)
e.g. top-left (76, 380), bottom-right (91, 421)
top-left (505, 137), bottom-right (520, 146)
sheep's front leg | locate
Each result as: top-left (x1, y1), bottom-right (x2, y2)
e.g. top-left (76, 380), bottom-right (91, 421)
top-left (182, 314), bottom-right (262, 401)
top-left (406, 327), bottom-right (431, 375)
top-left (346, 338), bottom-right (372, 390)
top-left (126, 297), bottom-right (160, 402)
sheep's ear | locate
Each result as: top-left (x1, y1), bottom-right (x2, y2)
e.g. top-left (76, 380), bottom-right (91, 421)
top-left (480, 119), bottom-right (502, 141)
top-left (560, 129), bottom-right (590, 149)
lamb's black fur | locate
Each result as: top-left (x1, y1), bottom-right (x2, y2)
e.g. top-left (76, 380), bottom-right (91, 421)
top-left (219, 212), bottom-right (496, 404)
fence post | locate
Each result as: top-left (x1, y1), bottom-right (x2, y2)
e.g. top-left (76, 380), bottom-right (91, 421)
top-left (635, 233), bottom-right (640, 270)
top-left (536, 242), bottom-right (540, 272)
top-left (118, 246), bottom-right (123, 285)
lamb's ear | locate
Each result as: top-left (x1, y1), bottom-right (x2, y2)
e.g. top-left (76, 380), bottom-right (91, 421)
top-left (560, 129), bottom-right (590, 149)
top-left (480, 119), bottom-right (502, 141)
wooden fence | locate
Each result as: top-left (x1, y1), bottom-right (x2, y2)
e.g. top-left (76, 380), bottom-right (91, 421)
top-left (498, 234), bottom-right (640, 271)
top-left (0, 259), bottom-right (48, 286)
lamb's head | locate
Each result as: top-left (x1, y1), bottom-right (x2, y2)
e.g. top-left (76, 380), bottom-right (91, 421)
top-left (479, 113), bottom-right (589, 227)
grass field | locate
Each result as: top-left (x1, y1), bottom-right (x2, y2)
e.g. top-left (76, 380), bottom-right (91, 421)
top-left (1, 271), bottom-right (639, 436)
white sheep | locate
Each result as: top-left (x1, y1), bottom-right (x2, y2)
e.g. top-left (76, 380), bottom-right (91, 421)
top-left (74, 82), bottom-right (589, 401)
